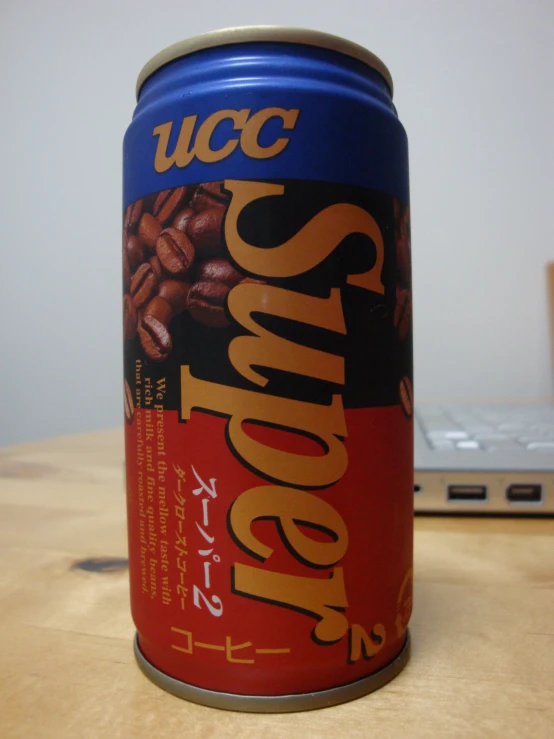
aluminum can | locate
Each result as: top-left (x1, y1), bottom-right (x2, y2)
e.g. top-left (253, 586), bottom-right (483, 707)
top-left (123, 26), bottom-right (413, 712)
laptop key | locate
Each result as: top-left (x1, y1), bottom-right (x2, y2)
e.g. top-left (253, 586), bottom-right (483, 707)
top-left (456, 440), bottom-right (481, 450)
top-left (526, 442), bottom-right (554, 452)
top-left (430, 440), bottom-right (456, 450)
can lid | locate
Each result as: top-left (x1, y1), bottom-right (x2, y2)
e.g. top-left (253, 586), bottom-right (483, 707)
top-left (136, 26), bottom-right (393, 99)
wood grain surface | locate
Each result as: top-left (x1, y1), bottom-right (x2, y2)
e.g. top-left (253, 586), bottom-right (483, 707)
top-left (1, 429), bottom-right (553, 738)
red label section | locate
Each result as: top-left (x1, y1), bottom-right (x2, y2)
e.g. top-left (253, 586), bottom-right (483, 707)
top-left (125, 404), bottom-right (413, 696)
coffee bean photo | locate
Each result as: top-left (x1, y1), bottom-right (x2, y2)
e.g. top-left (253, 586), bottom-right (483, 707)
top-left (123, 183), bottom-right (237, 363)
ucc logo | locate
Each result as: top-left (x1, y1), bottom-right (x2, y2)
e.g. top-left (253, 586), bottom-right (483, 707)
top-left (152, 107), bottom-right (300, 173)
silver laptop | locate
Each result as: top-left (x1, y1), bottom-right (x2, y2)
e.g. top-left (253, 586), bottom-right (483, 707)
top-left (414, 404), bottom-right (554, 514)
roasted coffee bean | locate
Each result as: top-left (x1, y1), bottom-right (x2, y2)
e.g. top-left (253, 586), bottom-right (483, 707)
top-left (123, 294), bottom-right (138, 340)
top-left (149, 254), bottom-right (164, 281)
top-left (399, 375), bottom-right (413, 419)
top-left (186, 207), bottom-right (224, 259)
top-left (396, 204), bottom-right (411, 287)
top-left (156, 228), bottom-right (195, 277)
top-left (192, 181), bottom-right (229, 212)
top-left (138, 314), bottom-right (172, 362)
top-left (123, 249), bottom-right (131, 292)
top-left (187, 280), bottom-right (230, 327)
top-left (399, 204), bottom-right (410, 239)
top-left (394, 201), bottom-right (410, 245)
top-left (394, 288), bottom-right (411, 342)
top-left (124, 379), bottom-right (134, 424)
top-left (158, 279), bottom-right (190, 314)
top-left (142, 193), bottom-right (157, 213)
top-left (144, 296), bottom-right (173, 326)
top-left (240, 277), bottom-right (266, 286)
top-left (172, 206), bottom-right (195, 233)
top-left (393, 198), bottom-right (402, 225)
top-left (138, 213), bottom-right (162, 252)
top-left (396, 239), bottom-right (411, 287)
top-left (202, 181), bottom-right (229, 199)
top-left (124, 199), bottom-right (143, 233)
top-left (125, 234), bottom-right (146, 271)
top-left (196, 258), bottom-right (243, 287)
top-left (130, 262), bottom-right (158, 308)
top-left (153, 187), bottom-right (190, 226)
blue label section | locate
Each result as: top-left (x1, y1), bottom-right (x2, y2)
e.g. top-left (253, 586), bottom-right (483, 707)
top-left (123, 44), bottom-right (409, 208)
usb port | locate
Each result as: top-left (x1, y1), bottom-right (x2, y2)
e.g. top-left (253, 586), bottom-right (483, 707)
top-left (447, 485), bottom-right (487, 502)
top-left (506, 484), bottom-right (542, 504)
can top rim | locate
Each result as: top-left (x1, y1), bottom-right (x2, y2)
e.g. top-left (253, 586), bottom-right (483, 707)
top-left (135, 26), bottom-right (393, 99)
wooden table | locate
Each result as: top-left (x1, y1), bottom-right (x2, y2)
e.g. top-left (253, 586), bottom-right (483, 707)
top-left (1, 429), bottom-right (553, 738)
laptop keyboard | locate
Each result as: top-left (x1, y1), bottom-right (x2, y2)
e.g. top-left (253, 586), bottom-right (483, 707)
top-left (417, 406), bottom-right (554, 453)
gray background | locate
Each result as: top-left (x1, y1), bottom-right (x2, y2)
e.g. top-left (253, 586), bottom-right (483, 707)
top-left (1, 0), bottom-right (553, 445)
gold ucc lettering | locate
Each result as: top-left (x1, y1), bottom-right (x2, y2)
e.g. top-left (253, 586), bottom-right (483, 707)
top-left (180, 179), bottom-right (385, 647)
top-left (153, 107), bottom-right (300, 172)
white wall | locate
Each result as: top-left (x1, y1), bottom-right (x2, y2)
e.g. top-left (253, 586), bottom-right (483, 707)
top-left (1, 0), bottom-right (553, 445)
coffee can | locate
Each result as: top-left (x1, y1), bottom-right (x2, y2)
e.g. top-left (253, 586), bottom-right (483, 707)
top-left (123, 26), bottom-right (413, 712)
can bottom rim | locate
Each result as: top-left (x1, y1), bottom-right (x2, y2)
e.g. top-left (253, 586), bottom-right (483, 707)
top-left (133, 631), bottom-right (410, 713)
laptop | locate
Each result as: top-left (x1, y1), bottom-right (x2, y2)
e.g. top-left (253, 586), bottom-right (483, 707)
top-left (414, 404), bottom-right (554, 514)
